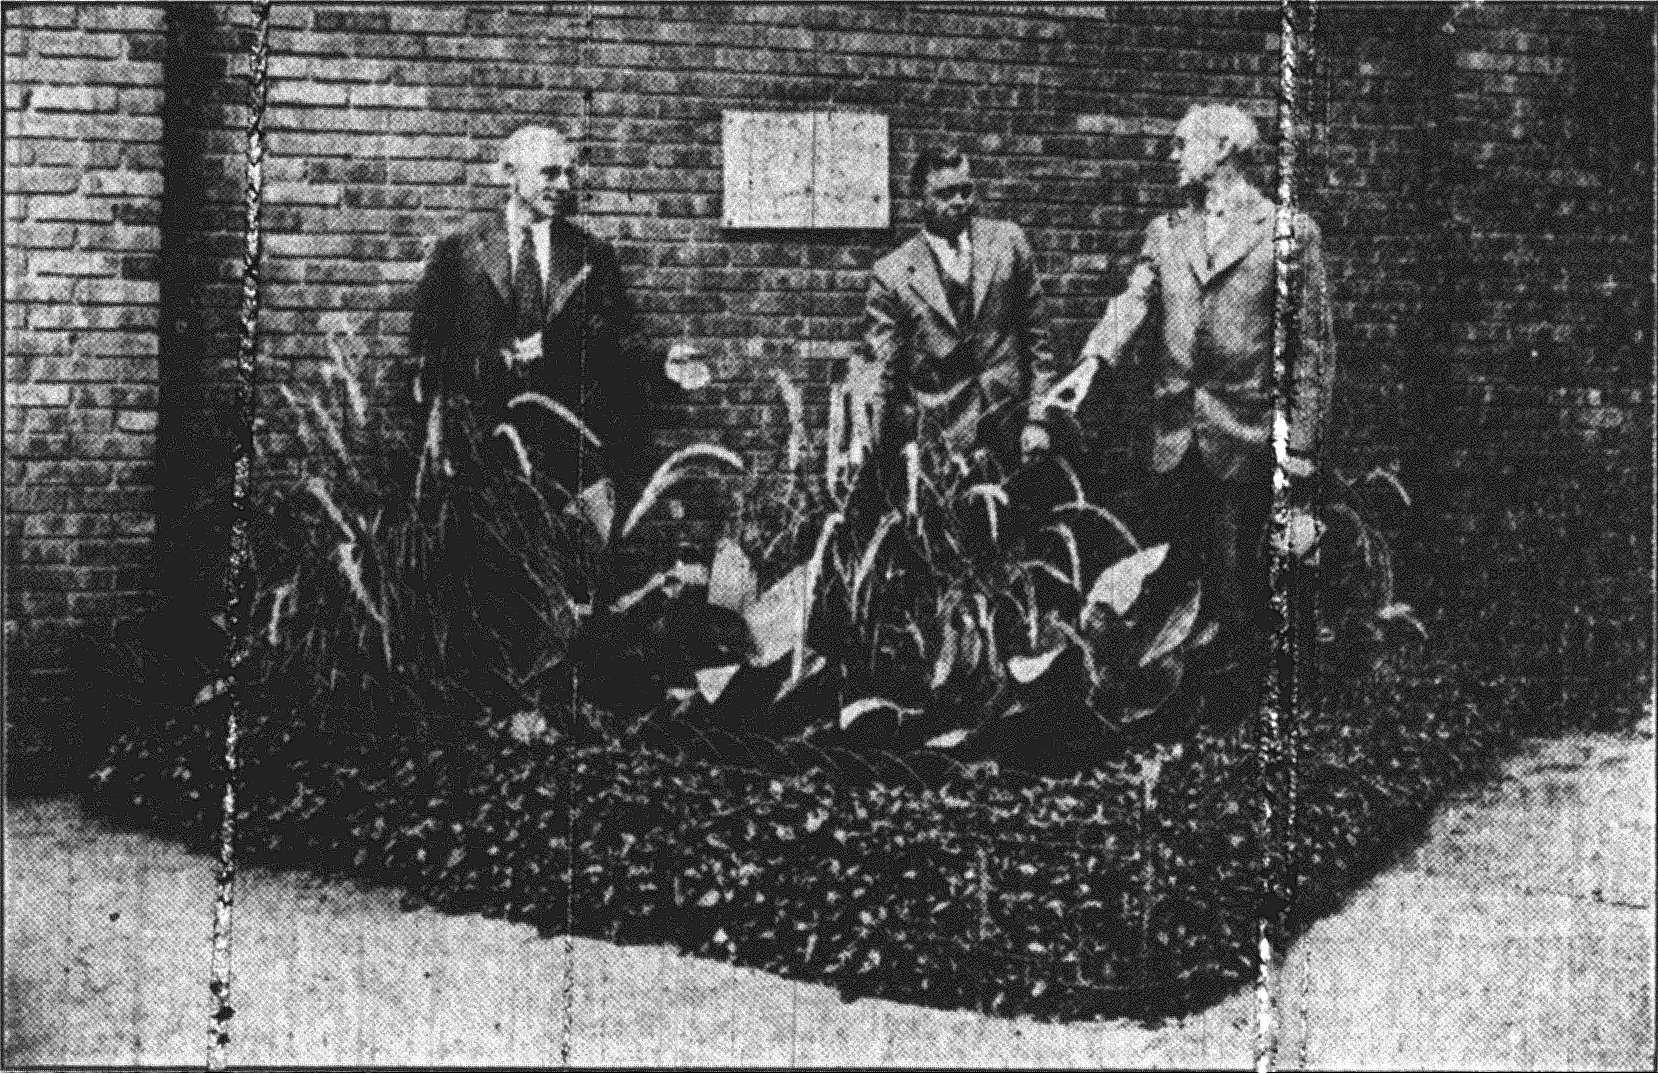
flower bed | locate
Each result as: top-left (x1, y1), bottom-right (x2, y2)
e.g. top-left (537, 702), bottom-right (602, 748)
top-left (76, 327), bottom-right (1545, 1020)
top-left (86, 621), bottom-right (1508, 1022)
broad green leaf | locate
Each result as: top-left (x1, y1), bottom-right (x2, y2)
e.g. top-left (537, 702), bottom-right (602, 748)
top-left (694, 664), bottom-right (742, 703)
top-left (566, 478), bottom-right (616, 544)
top-left (925, 728), bottom-right (970, 749)
top-left (744, 564), bottom-right (809, 666)
top-left (707, 537), bottom-right (757, 611)
top-left (1140, 585), bottom-right (1202, 666)
top-left (1086, 543), bottom-right (1169, 617)
top-left (1008, 646), bottom-right (1063, 684)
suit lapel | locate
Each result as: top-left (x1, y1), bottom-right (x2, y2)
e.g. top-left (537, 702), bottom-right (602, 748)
top-left (969, 217), bottom-right (999, 320)
top-left (903, 234), bottom-right (956, 330)
top-left (544, 264), bottom-right (592, 325)
top-left (471, 219), bottom-right (512, 306)
top-left (1203, 190), bottom-right (1272, 282)
top-left (1175, 209), bottom-right (1212, 286)
top-left (542, 222), bottom-right (593, 325)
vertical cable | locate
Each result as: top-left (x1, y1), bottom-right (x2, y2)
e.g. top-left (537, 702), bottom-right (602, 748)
top-left (558, 7), bottom-right (598, 1064)
top-left (206, 1), bottom-right (270, 1068)
top-left (1257, 0), bottom-right (1308, 1070)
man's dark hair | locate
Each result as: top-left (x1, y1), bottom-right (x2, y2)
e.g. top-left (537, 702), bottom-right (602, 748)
top-left (910, 142), bottom-right (969, 196)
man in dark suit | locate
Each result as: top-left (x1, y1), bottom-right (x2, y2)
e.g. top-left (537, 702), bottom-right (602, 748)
top-left (1080, 104), bottom-right (1335, 640)
top-left (411, 124), bottom-right (693, 498)
top-left (861, 143), bottom-right (1062, 474)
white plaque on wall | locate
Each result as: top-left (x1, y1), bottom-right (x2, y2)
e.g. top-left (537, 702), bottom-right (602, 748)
top-left (722, 110), bottom-right (889, 229)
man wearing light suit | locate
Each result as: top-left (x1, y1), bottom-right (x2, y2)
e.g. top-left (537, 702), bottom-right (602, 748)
top-left (861, 143), bottom-right (1062, 474)
top-left (1080, 104), bottom-right (1335, 641)
top-left (411, 124), bottom-right (692, 498)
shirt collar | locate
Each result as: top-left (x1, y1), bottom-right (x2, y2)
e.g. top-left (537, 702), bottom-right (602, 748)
top-left (506, 201), bottom-right (545, 237)
top-left (1203, 177), bottom-right (1259, 219)
top-left (924, 225), bottom-right (970, 256)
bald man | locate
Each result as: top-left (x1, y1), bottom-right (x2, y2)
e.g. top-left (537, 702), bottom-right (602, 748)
top-left (1081, 103), bottom-right (1335, 647)
top-left (411, 125), bottom-right (688, 496)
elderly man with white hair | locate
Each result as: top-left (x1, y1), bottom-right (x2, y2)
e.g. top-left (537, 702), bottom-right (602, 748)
top-left (1077, 102), bottom-right (1336, 656)
top-left (411, 124), bottom-right (696, 497)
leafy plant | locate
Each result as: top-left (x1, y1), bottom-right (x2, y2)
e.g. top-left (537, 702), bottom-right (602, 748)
top-left (81, 330), bottom-right (1543, 1030)
top-left (647, 372), bottom-right (1224, 777)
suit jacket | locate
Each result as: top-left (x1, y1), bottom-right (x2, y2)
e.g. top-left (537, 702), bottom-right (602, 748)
top-left (862, 216), bottom-right (1058, 464)
top-left (1088, 182), bottom-right (1335, 484)
top-left (410, 214), bottom-right (659, 481)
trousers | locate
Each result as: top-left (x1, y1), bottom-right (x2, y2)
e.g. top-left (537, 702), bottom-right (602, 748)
top-left (1147, 447), bottom-right (1273, 637)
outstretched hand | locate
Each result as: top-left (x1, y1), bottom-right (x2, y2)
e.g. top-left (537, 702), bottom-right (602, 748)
top-left (664, 341), bottom-right (711, 390)
top-left (501, 332), bottom-right (541, 371)
top-left (1019, 422), bottom-right (1052, 464)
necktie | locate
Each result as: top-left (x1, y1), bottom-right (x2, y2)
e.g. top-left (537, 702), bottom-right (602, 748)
top-left (1202, 211), bottom-right (1222, 269)
top-left (513, 226), bottom-right (544, 338)
top-left (945, 237), bottom-right (972, 328)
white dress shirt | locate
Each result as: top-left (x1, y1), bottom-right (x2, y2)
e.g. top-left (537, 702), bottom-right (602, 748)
top-left (505, 202), bottom-right (551, 284)
top-left (923, 227), bottom-right (972, 287)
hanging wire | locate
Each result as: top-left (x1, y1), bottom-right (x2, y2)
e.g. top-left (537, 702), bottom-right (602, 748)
top-left (1257, 0), bottom-right (1310, 1069)
top-left (207, 0), bottom-right (271, 1068)
top-left (557, 5), bottom-right (599, 1063)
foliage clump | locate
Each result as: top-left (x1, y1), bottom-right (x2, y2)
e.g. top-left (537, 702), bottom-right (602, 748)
top-left (84, 323), bottom-right (1478, 1021)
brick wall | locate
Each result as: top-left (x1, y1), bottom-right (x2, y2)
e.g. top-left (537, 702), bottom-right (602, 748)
top-left (4, 3), bottom-right (167, 706)
top-left (249, 2), bottom-right (1292, 466)
top-left (3, 3), bottom-right (1652, 726)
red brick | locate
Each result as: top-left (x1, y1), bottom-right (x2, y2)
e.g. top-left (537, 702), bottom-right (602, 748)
top-left (29, 31), bottom-right (124, 59)
top-left (29, 85), bottom-right (120, 112)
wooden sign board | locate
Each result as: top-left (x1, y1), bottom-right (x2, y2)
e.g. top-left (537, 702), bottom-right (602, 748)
top-left (722, 111), bottom-right (889, 229)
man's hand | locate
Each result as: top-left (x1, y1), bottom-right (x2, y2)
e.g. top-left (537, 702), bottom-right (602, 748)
top-left (1283, 452), bottom-right (1316, 480)
top-left (1020, 422), bottom-right (1052, 463)
top-left (501, 331), bottom-right (541, 371)
top-left (1276, 506), bottom-right (1323, 560)
top-left (664, 341), bottom-right (711, 390)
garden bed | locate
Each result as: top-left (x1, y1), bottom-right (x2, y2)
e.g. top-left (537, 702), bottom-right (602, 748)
top-left (85, 618), bottom-right (1511, 1023)
top-left (76, 337), bottom-right (1552, 1020)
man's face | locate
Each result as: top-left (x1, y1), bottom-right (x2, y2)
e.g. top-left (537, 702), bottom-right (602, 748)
top-left (1171, 121), bottom-right (1229, 191)
top-left (506, 135), bottom-right (577, 221)
top-left (920, 160), bottom-right (975, 240)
